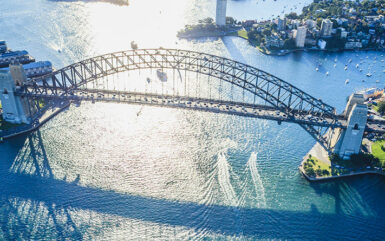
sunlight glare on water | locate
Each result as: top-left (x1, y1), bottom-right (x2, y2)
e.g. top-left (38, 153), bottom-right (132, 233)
top-left (1, 0), bottom-right (385, 240)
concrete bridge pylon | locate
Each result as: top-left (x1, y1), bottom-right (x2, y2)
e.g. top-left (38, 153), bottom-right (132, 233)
top-left (0, 63), bottom-right (32, 124)
top-left (332, 93), bottom-right (368, 159)
top-left (216, 0), bottom-right (227, 26)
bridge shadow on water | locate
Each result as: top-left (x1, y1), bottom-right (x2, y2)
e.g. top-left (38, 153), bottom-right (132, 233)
top-left (222, 37), bottom-right (247, 64)
top-left (1, 131), bottom-right (385, 239)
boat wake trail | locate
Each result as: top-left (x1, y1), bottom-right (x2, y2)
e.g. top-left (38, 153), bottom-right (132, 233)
top-left (217, 152), bottom-right (238, 206)
top-left (246, 152), bottom-right (267, 208)
top-left (216, 151), bottom-right (243, 235)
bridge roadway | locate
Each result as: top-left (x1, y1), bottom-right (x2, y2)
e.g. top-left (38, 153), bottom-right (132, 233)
top-left (13, 46), bottom-right (385, 145)
top-left (20, 87), bottom-right (346, 128)
top-left (19, 87), bottom-right (385, 134)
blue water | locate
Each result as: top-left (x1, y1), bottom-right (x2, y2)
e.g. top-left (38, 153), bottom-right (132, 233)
top-left (1, 0), bottom-right (385, 239)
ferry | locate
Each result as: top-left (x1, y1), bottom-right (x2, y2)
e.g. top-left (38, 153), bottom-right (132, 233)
top-left (1, 61), bottom-right (53, 78)
top-left (0, 50), bottom-right (35, 68)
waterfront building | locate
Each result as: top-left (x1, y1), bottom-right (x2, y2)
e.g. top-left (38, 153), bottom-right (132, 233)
top-left (305, 19), bottom-right (316, 29)
top-left (345, 41), bottom-right (363, 49)
top-left (293, 26), bottom-right (306, 48)
top-left (318, 39), bottom-right (327, 50)
top-left (0, 41), bottom-right (7, 54)
top-left (358, 88), bottom-right (384, 100)
top-left (265, 36), bottom-right (284, 48)
top-left (276, 17), bottom-right (286, 31)
top-left (305, 38), bottom-right (317, 46)
top-left (292, 19), bottom-right (300, 29)
top-left (0, 64), bottom-right (31, 124)
top-left (320, 19), bottom-right (333, 37)
top-left (215, 0), bottom-right (227, 26)
top-left (341, 30), bottom-right (348, 39)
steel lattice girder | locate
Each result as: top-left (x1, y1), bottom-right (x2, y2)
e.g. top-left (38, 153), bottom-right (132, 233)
top-left (20, 48), bottom-right (342, 149)
top-left (25, 49), bottom-right (336, 114)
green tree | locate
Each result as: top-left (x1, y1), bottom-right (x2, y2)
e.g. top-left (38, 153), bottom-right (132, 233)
top-left (263, 29), bottom-right (272, 36)
top-left (350, 153), bottom-right (380, 167)
top-left (322, 169), bottom-right (330, 176)
top-left (226, 16), bottom-right (236, 25)
top-left (201, 17), bottom-right (214, 25)
top-left (286, 12), bottom-right (298, 19)
top-left (305, 166), bottom-right (316, 177)
top-left (284, 39), bottom-right (296, 49)
top-left (377, 101), bottom-right (385, 115)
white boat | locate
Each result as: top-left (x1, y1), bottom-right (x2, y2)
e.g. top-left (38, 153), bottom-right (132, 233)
top-left (344, 66), bottom-right (348, 70)
top-left (130, 41), bottom-right (138, 50)
top-left (333, 64), bottom-right (337, 68)
top-left (366, 73), bottom-right (372, 77)
top-left (348, 59), bottom-right (352, 63)
top-left (359, 69), bottom-right (363, 72)
top-left (326, 71), bottom-right (329, 76)
top-left (315, 67), bottom-right (319, 71)
top-left (356, 64), bottom-right (359, 68)
top-left (345, 79), bottom-right (349, 84)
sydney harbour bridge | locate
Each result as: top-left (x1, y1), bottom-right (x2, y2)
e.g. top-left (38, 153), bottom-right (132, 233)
top-left (1, 48), bottom-right (383, 157)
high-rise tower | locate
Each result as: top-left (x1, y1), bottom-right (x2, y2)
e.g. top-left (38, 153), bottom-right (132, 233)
top-left (216, 0), bottom-right (227, 26)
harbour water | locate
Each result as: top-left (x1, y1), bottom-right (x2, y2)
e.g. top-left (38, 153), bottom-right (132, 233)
top-left (1, 0), bottom-right (385, 239)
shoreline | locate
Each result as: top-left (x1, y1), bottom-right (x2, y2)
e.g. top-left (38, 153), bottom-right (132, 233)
top-left (177, 28), bottom-right (383, 56)
top-left (299, 150), bottom-right (385, 182)
top-left (299, 163), bottom-right (385, 182)
top-left (256, 46), bottom-right (382, 56)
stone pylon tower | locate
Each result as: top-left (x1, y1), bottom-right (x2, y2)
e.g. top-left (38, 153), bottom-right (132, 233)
top-left (333, 94), bottom-right (368, 159)
top-left (216, 0), bottom-right (227, 26)
top-left (0, 63), bottom-right (32, 124)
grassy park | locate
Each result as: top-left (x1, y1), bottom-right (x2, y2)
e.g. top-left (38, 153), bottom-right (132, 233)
top-left (371, 140), bottom-right (385, 166)
top-left (302, 155), bottom-right (331, 178)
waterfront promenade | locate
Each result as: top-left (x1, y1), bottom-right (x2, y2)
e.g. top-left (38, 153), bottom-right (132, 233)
top-left (300, 142), bottom-right (385, 182)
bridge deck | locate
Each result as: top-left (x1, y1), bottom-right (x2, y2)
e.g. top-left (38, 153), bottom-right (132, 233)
top-left (20, 88), bottom-right (346, 128)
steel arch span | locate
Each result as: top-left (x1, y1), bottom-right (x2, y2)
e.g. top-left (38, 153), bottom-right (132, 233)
top-left (18, 48), bottom-right (342, 149)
